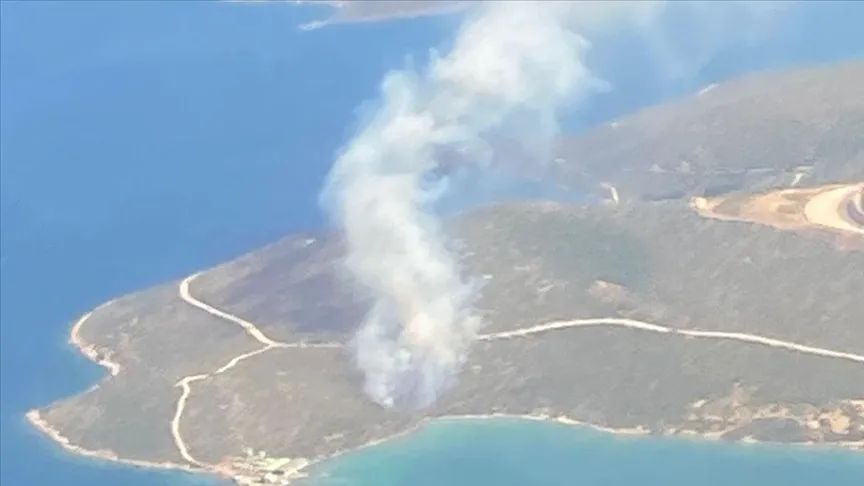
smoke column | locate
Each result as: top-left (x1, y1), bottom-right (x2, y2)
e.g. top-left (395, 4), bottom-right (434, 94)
top-left (319, 0), bottom-right (603, 409)
top-left (319, 0), bottom-right (787, 408)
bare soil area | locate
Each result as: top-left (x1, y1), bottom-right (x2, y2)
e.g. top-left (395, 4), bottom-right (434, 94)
top-left (691, 183), bottom-right (864, 239)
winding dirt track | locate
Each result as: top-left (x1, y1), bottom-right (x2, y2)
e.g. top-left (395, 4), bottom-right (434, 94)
top-left (179, 274), bottom-right (341, 350)
top-left (180, 275), bottom-right (282, 347)
top-left (169, 274), bottom-right (341, 466)
top-left (172, 374), bottom-right (208, 466)
top-left (167, 273), bottom-right (864, 467)
top-left (480, 318), bottom-right (864, 363)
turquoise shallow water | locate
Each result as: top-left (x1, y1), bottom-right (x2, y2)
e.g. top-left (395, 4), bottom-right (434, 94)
top-left (313, 419), bottom-right (864, 486)
top-left (2, 2), bottom-right (864, 486)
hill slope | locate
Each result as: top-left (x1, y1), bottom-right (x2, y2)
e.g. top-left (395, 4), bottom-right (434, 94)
top-left (553, 60), bottom-right (864, 202)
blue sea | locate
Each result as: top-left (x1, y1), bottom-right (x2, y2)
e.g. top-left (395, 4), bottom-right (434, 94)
top-left (1, 2), bottom-right (863, 486)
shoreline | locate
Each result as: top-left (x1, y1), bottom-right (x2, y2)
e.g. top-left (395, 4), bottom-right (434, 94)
top-left (68, 303), bottom-right (122, 378)
top-left (24, 410), bottom-right (213, 477)
top-left (299, 412), bottom-right (863, 483)
top-left (24, 302), bottom-right (218, 479)
top-left (27, 404), bottom-right (863, 486)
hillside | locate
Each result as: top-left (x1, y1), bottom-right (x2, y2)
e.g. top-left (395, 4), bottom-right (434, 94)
top-left (552, 60), bottom-right (864, 202)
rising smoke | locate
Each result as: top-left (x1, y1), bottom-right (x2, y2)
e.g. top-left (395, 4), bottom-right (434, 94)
top-left (320, 0), bottom-right (791, 409)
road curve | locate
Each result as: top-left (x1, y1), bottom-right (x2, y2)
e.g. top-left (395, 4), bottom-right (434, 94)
top-left (179, 273), bottom-right (282, 347)
top-left (179, 273), bottom-right (342, 349)
top-left (214, 346), bottom-right (273, 375)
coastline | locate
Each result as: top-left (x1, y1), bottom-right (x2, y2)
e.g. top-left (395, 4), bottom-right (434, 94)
top-left (300, 412), bottom-right (863, 483)
top-left (284, 414), bottom-right (665, 483)
top-left (24, 409), bottom-right (213, 477)
top-left (23, 303), bottom-right (217, 479)
top-left (68, 303), bottom-right (122, 378)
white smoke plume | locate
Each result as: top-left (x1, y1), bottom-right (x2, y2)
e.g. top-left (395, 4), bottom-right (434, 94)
top-left (321, 0), bottom-right (600, 408)
top-left (320, 0), bottom-right (789, 409)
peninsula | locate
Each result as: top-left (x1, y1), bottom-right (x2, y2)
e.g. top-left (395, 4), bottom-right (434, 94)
top-left (28, 61), bottom-right (864, 485)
